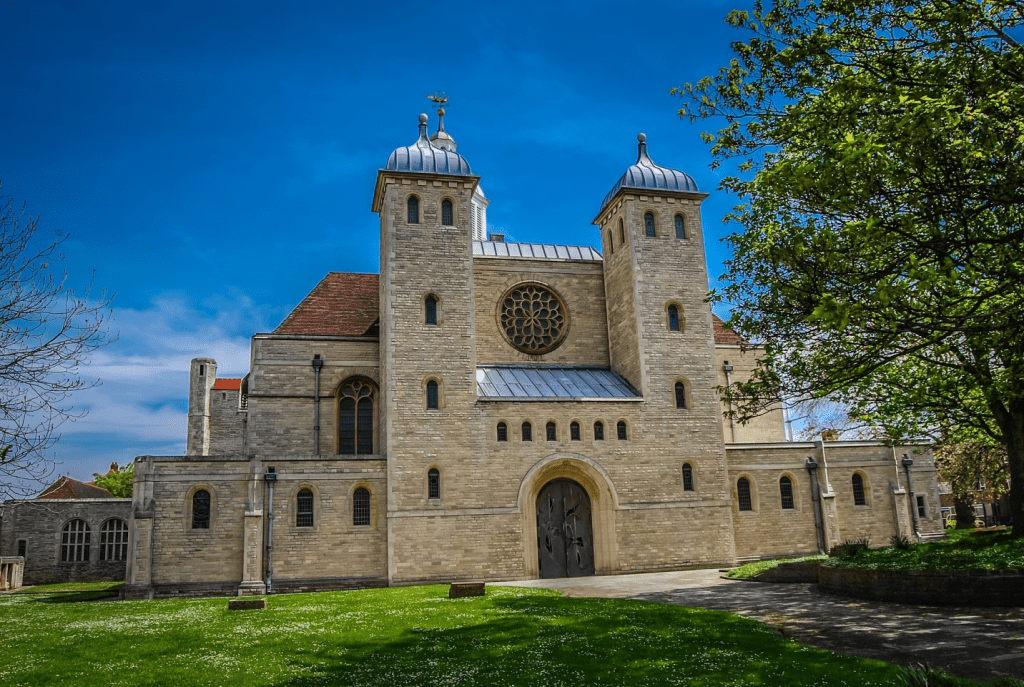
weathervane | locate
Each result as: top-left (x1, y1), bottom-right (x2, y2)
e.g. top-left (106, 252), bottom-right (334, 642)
top-left (427, 91), bottom-right (449, 112)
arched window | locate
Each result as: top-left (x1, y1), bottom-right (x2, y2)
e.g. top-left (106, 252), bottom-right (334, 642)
top-left (353, 487), bottom-right (371, 526)
top-left (780, 476), bottom-right (795, 510)
top-left (570, 421), bottom-right (581, 441)
top-left (852, 473), bottom-right (867, 506)
top-left (682, 463), bottom-right (694, 492)
top-left (675, 382), bottom-right (687, 409)
top-left (497, 422), bottom-right (508, 442)
top-left (339, 380), bottom-right (375, 455)
top-left (522, 421), bottom-right (532, 442)
top-left (593, 420), bottom-right (604, 441)
top-left (619, 218), bottom-right (625, 245)
top-left (737, 478), bottom-right (753, 511)
top-left (675, 214), bottom-right (686, 239)
top-left (668, 305), bottom-right (680, 331)
top-left (546, 421), bottom-right (557, 441)
top-left (426, 380), bottom-right (439, 410)
top-left (99, 518), bottom-right (128, 561)
top-left (428, 468), bottom-right (440, 499)
top-left (607, 230), bottom-right (614, 255)
top-left (616, 420), bottom-right (628, 440)
top-left (61, 519), bottom-right (90, 562)
top-left (441, 199), bottom-right (454, 226)
top-left (407, 196), bottom-right (420, 224)
top-left (192, 489), bottom-right (211, 529)
top-left (295, 488), bottom-right (314, 527)
top-left (425, 295), bottom-right (438, 325)
top-left (644, 212), bottom-right (656, 237)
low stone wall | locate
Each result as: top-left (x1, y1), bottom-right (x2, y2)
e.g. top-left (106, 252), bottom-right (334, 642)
top-left (753, 561), bottom-right (820, 583)
top-left (818, 565), bottom-right (1024, 606)
top-left (1, 556), bottom-right (24, 590)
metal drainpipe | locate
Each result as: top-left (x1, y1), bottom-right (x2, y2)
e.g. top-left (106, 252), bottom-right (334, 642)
top-left (806, 457), bottom-right (827, 554)
top-left (903, 454), bottom-right (920, 540)
top-left (264, 467), bottom-right (277, 593)
top-left (723, 363), bottom-right (737, 443)
top-left (312, 355), bottom-right (323, 456)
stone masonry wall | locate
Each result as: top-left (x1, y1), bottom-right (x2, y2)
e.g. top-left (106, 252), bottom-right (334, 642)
top-left (209, 387), bottom-right (245, 454)
top-left (0, 498), bottom-right (131, 585)
top-left (726, 442), bottom-right (942, 560)
top-left (247, 337), bottom-right (379, 456)
top-left (714, 344), bottom-right (787, 443)
top-left (472, 258), bottom-right (610, 366)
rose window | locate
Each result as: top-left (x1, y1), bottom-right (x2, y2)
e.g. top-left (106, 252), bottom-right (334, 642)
top-left (499, 283), bottom-right (569, 354)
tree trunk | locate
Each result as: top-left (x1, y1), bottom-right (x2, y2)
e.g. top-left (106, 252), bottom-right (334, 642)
top-left (1000, 407), bottom-right (1024, 539)
top-left (954, 495), bottom-right (975, 529)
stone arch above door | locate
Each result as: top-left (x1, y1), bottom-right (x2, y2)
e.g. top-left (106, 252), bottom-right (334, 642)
top-left (517, 453), bottom-right (619, 578)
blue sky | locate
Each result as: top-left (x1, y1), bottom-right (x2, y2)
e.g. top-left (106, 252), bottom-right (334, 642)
top-left (3, 0), bottom-right (750, 487)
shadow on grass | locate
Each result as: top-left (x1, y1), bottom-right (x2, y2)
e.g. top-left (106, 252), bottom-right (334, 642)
top-left (269, 592), bottom-right (900, 687)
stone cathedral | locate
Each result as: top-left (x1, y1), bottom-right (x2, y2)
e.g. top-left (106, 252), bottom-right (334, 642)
top-left (123, 112), bottom-right (941, 599)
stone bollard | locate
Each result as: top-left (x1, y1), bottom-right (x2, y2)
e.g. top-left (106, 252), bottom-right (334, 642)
top-left (229, 598), bottom-right (267, 610)
top-left (449, 582), bottom-right (485, 598)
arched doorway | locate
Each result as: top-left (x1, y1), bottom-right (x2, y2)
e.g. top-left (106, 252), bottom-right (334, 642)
top-left (536, 478), bottom-right (595, 578)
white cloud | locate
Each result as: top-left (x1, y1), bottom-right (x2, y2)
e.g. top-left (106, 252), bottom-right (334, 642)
top-left (47, 292), bottom-right (263, 483)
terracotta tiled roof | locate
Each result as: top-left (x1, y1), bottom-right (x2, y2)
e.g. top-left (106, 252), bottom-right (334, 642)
top-left (712, 314), bottom-right (745, 345)
top-left (213, 378), bottom-right (242, 391)
top-left (275, 273), bottom-right (380, 337)
top-left (38, 476), bottom-right (114, 499)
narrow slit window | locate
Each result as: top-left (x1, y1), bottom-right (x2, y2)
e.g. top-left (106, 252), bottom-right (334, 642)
top-left (737, 478), bottom-right (752, 511)
top-left (644, 212), bottom-right (656, 237)
top-left (441, 199), bottom-right (453, 226)
top-left (852, 473), bottom-right (866, 506)
top-left (616, 421), bottom-right (627, 440)
top-left (192, 489), bottom-right (211, 529)
top-left (675, 382), bottom-right (687, 409)
top-left (497, 422), bottom-right (508, 442)
top-left (426, 380), bottom-right (439, 410)
top-left (593, 421), bottom-right (604, 441)
top-left (522, 421), bottom-right (532, 442)
top-left (296, 489), bottom-right (314, 527)
top-left (607, 230), bottom-right (614, 254)
top-left (546, 421), bottom-right (557, 441)
top-left (917, 495), bottom-right (926, 518)
top-left (425, 295), bottom-right (438, 325)
top-left (668, 305), bottom-right (680, 331)
top-left (570, 421), bottom-right (581, 441)
top-left (100, 518), bottom-right (128, 561)
top-left (407, 196), bottom-right (420, 224)
top-left (675, 214), bottom-right (686, 239)
top-left (682, 463), bottom-right (694, 491)
top-left (780, 476), bottom-right (795, 510)
top-left (17, 539), bottom-right (26, 559)
top-left (619, 218), bottom-right (625, 245)
top-left (428, 468), bottom-right (440, 499)
top-left (353, 487), bottom-right (371, 526)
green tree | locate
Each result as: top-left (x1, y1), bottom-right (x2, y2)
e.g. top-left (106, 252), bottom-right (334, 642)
top-left (0, 184), bottom-right (113, 498)
top-left (92, 462), bottom-right (134, 498)
top-left (677, 1), bottom-right (1024, 535)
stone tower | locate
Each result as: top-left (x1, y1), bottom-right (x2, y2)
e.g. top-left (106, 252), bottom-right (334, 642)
top-left (593, 133), bottom-right (736, 549)
top-left (371, 112), bottom-right (482, 583)
top-left (186, 357), bottom-right (216, 455)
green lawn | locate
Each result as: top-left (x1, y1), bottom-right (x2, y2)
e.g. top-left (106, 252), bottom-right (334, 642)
top-left (0, 584), bottom-right (911, 687)
top-left (725, 555), bottom-right (827, 580)
top-left (825, 528), bottom-right (1024, 571)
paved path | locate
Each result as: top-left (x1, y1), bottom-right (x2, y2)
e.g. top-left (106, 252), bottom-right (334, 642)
top-left (494, 569), bottom-right (1024, 680)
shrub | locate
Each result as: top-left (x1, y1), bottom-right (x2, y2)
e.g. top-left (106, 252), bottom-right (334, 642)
top-left (889, 534), bottom-right (913, 551)
top-left (830, 538), bottom-right (870, 560)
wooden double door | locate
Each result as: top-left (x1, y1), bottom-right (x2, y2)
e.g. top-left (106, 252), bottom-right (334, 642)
top-left (536, 478), bottom-right (595, 578)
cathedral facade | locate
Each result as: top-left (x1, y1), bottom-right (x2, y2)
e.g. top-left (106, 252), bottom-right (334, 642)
top-left (123, 113), bottom-right (941, 599)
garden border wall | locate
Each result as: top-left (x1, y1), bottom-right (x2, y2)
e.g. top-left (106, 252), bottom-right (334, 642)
top-left (817, 565), bottom-right (1024, 606)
